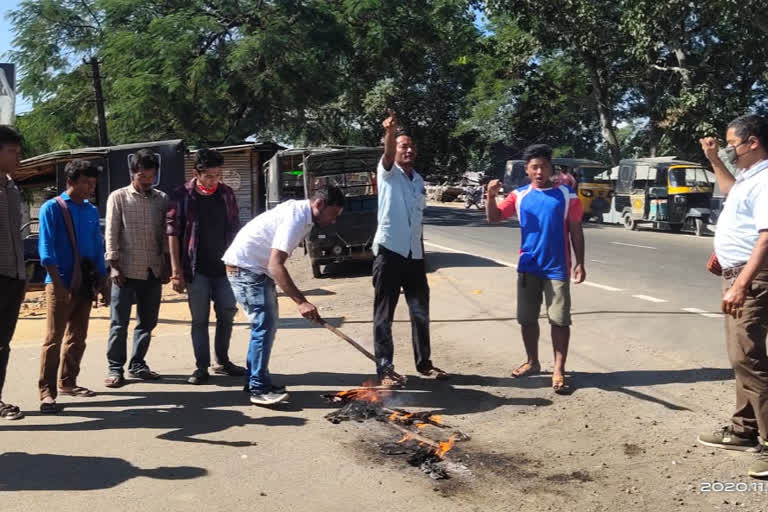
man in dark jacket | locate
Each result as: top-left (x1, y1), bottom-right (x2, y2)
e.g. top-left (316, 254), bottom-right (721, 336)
top-left (168, 148), bottom-right (245, 384)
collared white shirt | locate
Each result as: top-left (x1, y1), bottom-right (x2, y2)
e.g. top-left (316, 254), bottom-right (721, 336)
top-left (372, 158), bottom-right (426, 259)
top-left (222, 199), bottom-right (313, 276)
top-left (714, 159), bottom-right (768, 268)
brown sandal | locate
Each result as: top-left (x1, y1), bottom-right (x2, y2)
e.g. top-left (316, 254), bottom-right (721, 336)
top-left (104, 375), bottom-right (125, 388)
top-left (511, 361), bottom-right (541, 378)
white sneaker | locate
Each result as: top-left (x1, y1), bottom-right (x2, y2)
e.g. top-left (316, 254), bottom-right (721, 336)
top-left (249, 391), bottom-right (289, 406)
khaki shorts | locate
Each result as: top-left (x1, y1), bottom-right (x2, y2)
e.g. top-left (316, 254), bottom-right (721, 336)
top-left (517, 273), bottom-right (571, 327)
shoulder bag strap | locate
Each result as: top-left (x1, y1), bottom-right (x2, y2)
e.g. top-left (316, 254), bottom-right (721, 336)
top-left (54, 196), bottom-right (82, 292)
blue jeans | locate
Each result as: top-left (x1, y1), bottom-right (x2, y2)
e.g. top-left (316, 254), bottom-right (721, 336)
top-left (227, 268), bottom-right (279, 394)
top-left (187, 273), bottom-right (238, 370)
top-left (107, 275), bottom-right (162, 375)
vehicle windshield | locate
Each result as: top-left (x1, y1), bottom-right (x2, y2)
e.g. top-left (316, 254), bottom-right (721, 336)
top-left (578, 167), bottom-right (611, 184)
top-left (310, 171), bottom-right (377, 212)
top-left (668, 167), bottom-right (715, 188)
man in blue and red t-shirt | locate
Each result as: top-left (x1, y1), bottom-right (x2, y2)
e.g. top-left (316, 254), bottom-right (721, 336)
top-left (486, 144), bottom-right (586, 394)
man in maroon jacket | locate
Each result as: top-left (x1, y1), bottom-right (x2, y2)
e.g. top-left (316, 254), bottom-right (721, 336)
top-left (168, 148), bottom-right (245, 384)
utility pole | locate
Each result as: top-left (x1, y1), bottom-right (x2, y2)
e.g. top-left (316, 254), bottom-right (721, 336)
top-left (86, 56), bottom-right (109, 146)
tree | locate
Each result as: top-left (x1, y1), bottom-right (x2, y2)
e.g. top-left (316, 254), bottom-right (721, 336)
top-left (485, 0), bottom-right (628, 165)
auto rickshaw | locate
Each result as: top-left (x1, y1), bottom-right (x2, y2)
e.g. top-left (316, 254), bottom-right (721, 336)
top-left (552, 158), bottom-right (612, 222)
top-left (614, 157), bottom-right (714, 236)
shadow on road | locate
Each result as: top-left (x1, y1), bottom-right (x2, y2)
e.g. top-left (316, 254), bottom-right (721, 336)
top-left (448, 367), bottom-right (733, 411)
top-left (0, 388), bottom-right (307, 447)
top-left (0, 452), bottom-right (207, 491)
top-left (426, 252), bottom-right (506, 272)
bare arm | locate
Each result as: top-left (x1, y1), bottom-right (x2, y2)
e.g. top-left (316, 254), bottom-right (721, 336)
top-left (700, 137), bottom-right (736, 196)
top-left (569, 219), bottom-right (586, 284)
top-left (267, 249), bottom-right (321, 323)
top-left (485, 179), bottom-right (504, 223)
top-left (381, 110), bottom-right (397, 171)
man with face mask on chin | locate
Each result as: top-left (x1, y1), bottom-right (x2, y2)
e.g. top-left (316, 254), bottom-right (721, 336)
top-left (697, 114), bottom-right (768, 479)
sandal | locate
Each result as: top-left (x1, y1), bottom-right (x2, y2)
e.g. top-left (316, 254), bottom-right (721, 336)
top-left (511, 361), bottom-right (541, 378)
top-left (40, 401), bottom-right (58, 414)
top-left (104, 375), bottom-right (125, 388)
top-left (552, 375), bottom-right (573, 395)
top-left (0, 402), bottom-right (24, 420)
top-left (419, 366), bottom-right (450, 380)
top-left (59, 386), bottom-right (97, 397)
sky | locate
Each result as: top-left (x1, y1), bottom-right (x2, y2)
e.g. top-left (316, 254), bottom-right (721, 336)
top-left (1, 0), bottom-right (31, 113)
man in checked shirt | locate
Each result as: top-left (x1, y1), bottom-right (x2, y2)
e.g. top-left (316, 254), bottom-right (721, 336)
top-left (104, 149), bottom-right (171, 388)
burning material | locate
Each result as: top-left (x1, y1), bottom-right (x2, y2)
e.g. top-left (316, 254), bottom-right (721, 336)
top-left (324, 388), bottom-right (470, 480)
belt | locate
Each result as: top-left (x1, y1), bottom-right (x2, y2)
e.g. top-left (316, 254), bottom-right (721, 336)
top-left (225, 265), bottom-right (240, 274)
top-left (722, 265), bottom-right (746, 280)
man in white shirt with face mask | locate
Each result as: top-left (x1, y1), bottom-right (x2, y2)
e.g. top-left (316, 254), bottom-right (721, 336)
top-left (697, 114), bottom-right (768, 479)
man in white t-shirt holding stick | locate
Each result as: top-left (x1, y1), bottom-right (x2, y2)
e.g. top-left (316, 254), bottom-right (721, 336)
top-left (222, 186), bottom-right (345, 405)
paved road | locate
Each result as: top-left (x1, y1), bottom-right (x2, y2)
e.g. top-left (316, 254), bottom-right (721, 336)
top-left (424, 205), bottom-right (720, 316)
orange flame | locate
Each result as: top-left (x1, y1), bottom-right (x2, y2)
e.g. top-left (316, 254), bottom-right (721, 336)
top-left (416, 423), bottom-right (429, 429)
top-left (335, 388), bottom-right (384, 403)
top-left (429, 415), bottom-right (442, 424)
top-left (434, 435), bottom-right (456, 458)
top-left (397, 433), bottom-right (413, 443)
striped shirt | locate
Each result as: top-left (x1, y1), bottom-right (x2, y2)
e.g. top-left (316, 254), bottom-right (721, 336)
top-left (105, 185), bottom-right (169, 280)
top-left (0, 174), bottom-right (25, 280)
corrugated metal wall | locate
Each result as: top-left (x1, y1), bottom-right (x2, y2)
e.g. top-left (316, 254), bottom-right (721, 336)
top-left (184, 150), bottom-right (253, 226)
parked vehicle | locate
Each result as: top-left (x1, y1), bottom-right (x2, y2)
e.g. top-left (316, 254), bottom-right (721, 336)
top-left (297, 146), bottom-right (381, 278)
top-left (464, 184), bottom-right (484, 209)
top-left (613, 157), bottom-right (714, 236)
top-left (708, 178), bottom-right (725, 232)
top-left (552, 158), bottom-right (612, 222)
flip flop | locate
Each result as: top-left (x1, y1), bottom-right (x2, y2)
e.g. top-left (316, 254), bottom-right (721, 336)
top-left (0, 402), bottom-right (24, 420)
top-left (58, 386), bottom-right (97, 397)
top-left (512, 361), bottom-right (541, 378)
top-left (552, 375), bottom-right (573, 395)
top-left (419, 366), bottom-right (450, 380)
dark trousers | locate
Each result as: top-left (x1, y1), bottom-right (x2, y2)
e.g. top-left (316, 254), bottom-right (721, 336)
top-left (724, 270), bottom-right (768, 438)
top-left (39, 284), bottom-right (92, 400)
top-left (372, 246), bottom-right (432, 377)
top-left (107, 274), bottom-right (162, 375)
top-left (0, 276), bottom-right (26, 399)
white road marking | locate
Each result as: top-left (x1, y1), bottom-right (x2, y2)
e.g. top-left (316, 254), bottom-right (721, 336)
top-left (425, 241), bottom-right (624, 292)
top-left (582, 282), bottom-right (624, 292)
top-left (423, 241), bottom-right (518, 268)
top-left (590, 259), bottom-right (608, 264)
top-left (682, 307), bottom-right (723, 319)
top-left (611, 241), bottom-right (657, 250)
top-left (632, 295), bottom-right (668, 303)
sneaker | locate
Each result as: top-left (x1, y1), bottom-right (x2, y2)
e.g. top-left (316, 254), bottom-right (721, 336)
top-left (249, 391), bottom-right (289, 406)
top-left (212, 362), bottom-right (246, 377)
top-left (698, 426), bottom-right (760, 452)
top-left (748, 444), bottom-right (768, 478)
top-left (242, 383), bottom-right (287, 394)
top-left (187, 369), bottom-right (209, 385)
